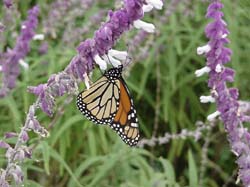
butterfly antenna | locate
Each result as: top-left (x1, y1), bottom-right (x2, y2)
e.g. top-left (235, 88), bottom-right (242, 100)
top-left (105, 54), bottom-right (117, 69)
top-left (123, 44), bottom-right (132, 68)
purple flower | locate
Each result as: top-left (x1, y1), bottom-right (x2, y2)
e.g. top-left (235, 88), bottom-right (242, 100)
top-left (66, 55), bottom-right (89, 80)
top-left (124, 0), bottom-right (144, 21)
top-left (197, 1), bottom-right (250, 186)
top-left (0, 170), bottom-right (10, 187)
top-left (0, 141), bottom-right (10, 149)
top-left (20, 131), bottom-right (29, 143)
top-left (9, 165), bottom-right (24, 184)
top-left (0, 6), bottom-right (39, 98)
top-left (28, 84), bottom-right (54, 116)
top-left (28, 72), bottom-right (78, 116)
top-left (4, 132), bottom-right (17, 139)
top-left (3, 0), bottom-right (12, 8)
top-left (76, 39), bottom-right (96, 72)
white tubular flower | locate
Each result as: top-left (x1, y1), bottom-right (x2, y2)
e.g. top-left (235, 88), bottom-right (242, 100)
top-left (221, 19), bottom-right (227, 26)
top-left (222, 34), bottom-right (228, 38)
top-left (19, 59), bottom-right (29, 70)
top-left (215, 64), bottom-right (223, 73)
top-left (102, 55), bottom-right (122, 67)
top-left (146, 0), bottom-right (163, 10)
top-left (54, 74), bottom-right (60, 82)
top-left (143, 4), bottom-right (154, 12)
top-left (83, 73), bottom-right (90, 90)
top-left (94, 54), bottom-right (107, 70)
top-left (200, 96), bottom-right (215, 103)
top-left (108, 55), bottom-right (121, 67)
top-left (133, 20), bottom-right (155, 33)
top-left (207, 111), bottom-right (221, 121)
top-left (197, 44), bottom-right (211, 55)
top-left (195, 66), bottom-right (211, 77)
top-left (33, 34), bottom-right (45, 40)
top-left (108, 49), bottom-right (127, 61)
top-left (0, 65), bottom-right (2, 72)
top-left (103, 55), bottom-right (121, 67)
top-left (21, 25), bottom-right (26, 29)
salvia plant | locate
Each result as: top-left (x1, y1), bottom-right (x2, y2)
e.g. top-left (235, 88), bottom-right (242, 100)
top-left (196, 1), bottom-right (250, 185)
top-left (0, 0), bottom-right (250, 186)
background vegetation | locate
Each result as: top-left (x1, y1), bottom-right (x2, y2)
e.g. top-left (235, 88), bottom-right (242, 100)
top-left (1, 0), bottom-right (250, 186)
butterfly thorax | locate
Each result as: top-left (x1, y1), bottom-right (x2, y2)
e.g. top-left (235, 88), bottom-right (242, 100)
top-left (104, 66), bottom-right (123, 80)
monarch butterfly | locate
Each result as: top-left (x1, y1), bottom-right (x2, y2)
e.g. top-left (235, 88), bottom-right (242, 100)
top-left (76, 65), bottom-right (140, 146)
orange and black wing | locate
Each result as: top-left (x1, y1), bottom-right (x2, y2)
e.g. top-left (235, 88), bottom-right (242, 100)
top-left (110, 79), bottom-right (140, 146)
top-left (77, 76), bottom-right (120, 125)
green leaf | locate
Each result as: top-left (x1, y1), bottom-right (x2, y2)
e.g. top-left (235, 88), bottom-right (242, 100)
top-left (188, 150), bottom-right (198, 187)
top-left (49, 147), bottom-right (83, 187)
top-left (51, 115), bottom-right (83, 146)
top-left (40, 141), bottom-right (50, 175)
top-left (68, 156), bottom-right (105, 186)
top-left (160, 157), bottom-right (176, 185)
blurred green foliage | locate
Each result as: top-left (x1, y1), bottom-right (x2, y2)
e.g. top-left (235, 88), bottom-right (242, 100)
top-left (0, 0), bottom-right (250, 186)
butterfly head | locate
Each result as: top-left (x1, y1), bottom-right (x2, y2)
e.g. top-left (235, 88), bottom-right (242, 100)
top-left (104, 65), bottom-right (123, 80)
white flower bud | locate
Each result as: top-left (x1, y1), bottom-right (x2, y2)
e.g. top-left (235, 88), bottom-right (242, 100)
top-left (33, 34), bottom-right (45, 40)
top-left (94, 54), bottom-right (107, 70)
top-left (83, 73), bottom-right (90, 90)
top-left (222, 34), bottom-right (227, 38)
top-left (195, 66), bottom-right (211, 77)
top-left (103, 55), bottom-right (121, 67)
top-left (197, 44), bottom-right (211, 55)
top-left (19, 59), bottom-right (29, 70)
top-left (207, 111), bottom-right (221, 121)
top-left (108, 49), bottom-right (128, 61)
top-left (133, 20), bottom-right (155, 33)
top-left (215, 64), bottom-right (222, 73)
top-left (200, 95), bottom-right (215, 103)
top-left (143, 4), bottom-right (154, 12)
top-left (146, 0), bottom-right (163, 10)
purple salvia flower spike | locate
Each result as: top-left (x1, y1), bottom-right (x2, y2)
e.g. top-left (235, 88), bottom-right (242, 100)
top-left (197, 1), bottom-right (250, 186)
top-left (0, 6), bottom-right (39, 98)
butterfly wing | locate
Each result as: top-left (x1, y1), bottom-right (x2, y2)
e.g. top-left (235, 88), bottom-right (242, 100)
top-left (77, 76), bottom-right (120, 125)
top-left (110, 79), bottom-right (140, 146)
